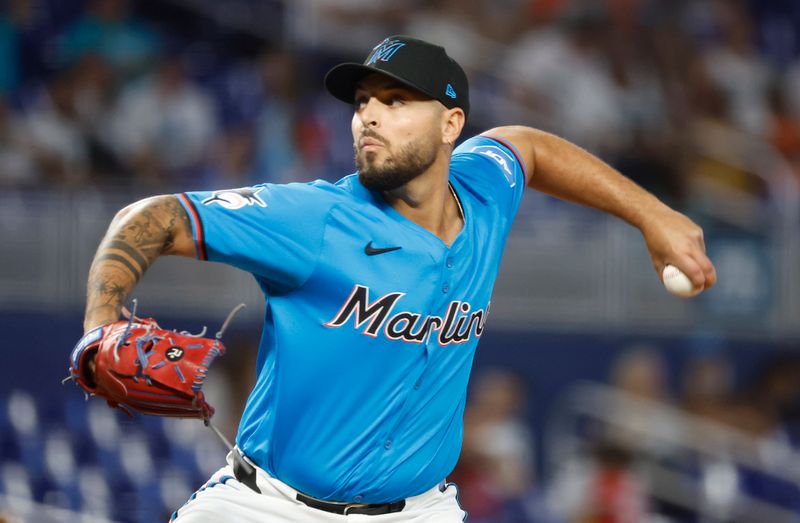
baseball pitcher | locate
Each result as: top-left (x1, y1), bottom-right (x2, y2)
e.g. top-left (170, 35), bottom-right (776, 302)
top-left (69, 36), bottom-right (716, 522)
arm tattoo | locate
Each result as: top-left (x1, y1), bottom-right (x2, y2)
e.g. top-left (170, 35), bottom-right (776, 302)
top-left (84, 196), bottom-right (191, 330)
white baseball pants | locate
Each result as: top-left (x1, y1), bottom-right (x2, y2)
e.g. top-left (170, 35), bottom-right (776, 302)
top-left (170, 451), bottom-right (467, 522)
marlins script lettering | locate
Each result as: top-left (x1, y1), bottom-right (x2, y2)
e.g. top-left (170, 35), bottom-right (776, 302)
top-left (324, 284), bottom-right (490, 345)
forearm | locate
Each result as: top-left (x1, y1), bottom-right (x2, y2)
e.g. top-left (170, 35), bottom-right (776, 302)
top-left (84, 195), bottom-right (192, 332)
top-left (525, 128), bottom-right (668, 229)
top-left (490, 126), bottom-right (714, 287)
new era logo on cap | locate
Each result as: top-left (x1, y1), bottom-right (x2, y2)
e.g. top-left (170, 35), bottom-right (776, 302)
top-left (366, 38), bottom-right (406, 65)
top-left (324, 35), bottom-right (470, 118)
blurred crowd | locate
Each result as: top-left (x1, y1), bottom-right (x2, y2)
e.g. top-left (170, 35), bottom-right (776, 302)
top-left (0, 0), bottom-right (340, 190)
top-left (453, 347), bottom-right (800, 523)
top-left (1, 0), bottom-right (800, 229)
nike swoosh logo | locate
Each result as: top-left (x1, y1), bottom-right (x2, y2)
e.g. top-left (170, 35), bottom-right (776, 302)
top-left (364, 241), bottom-right (402, 256)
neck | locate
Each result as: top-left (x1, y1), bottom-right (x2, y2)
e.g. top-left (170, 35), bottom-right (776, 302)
top-left (382, 151), bottom-right (463, 245)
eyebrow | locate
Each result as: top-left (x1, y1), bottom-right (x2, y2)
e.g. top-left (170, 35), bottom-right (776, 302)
top-left (355, 81), bottom-right (412, 96)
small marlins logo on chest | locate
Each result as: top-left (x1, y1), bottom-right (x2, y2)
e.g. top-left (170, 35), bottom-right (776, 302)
top-left (202, 187), bottom-right (267, 210)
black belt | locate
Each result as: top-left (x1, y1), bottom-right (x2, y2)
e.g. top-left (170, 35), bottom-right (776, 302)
top-left (232, 450), bottom-right (405, 516)
top-left (295, 492), bottom-right (405, 516)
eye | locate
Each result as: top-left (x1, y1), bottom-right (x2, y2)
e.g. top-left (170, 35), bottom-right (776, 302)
top-left (354, 95), bottom-right (368, 109)
top-left (389, 95), bottom-right (405, 106)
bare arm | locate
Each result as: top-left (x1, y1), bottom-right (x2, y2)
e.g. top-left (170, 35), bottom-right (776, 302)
top-left (482, 125), bottom-right (717, 290)
top-left (84, 195), bottom-right (195, 332)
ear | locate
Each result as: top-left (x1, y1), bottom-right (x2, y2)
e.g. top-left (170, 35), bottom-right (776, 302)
top-left (441, 107), bottom-right (465, 147)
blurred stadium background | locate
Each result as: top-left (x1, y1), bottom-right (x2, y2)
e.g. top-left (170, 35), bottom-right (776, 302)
top-left (0, 0), bottom-right (799, 521)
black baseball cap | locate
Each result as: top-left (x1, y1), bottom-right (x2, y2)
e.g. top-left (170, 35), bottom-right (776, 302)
top-left (324, 36), bottom-right (470, 118)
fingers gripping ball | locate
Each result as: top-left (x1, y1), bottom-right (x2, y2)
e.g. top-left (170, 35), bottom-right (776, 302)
top-left (662, 264), bottom-right (703, 298)
top-left (67, 308), bottom-right (232, 419)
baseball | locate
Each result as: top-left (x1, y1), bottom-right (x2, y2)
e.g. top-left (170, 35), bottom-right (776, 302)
top-left (662, 264), bottom-right (703, 298)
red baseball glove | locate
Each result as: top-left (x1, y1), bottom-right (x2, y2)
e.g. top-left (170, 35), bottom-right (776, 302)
top-left (67, 304), bottom-right (241, 419)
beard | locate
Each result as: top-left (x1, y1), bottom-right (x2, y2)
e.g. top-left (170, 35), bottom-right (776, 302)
top-left (355, 133), bottom-right (439, 192)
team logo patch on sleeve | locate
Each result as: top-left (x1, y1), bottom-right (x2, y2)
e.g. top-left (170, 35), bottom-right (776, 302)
top-left (202, 187), bottom-right (267, 210)
top-left (469, 145), bottom-right (516, 187)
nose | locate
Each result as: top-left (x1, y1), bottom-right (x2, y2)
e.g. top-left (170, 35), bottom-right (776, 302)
top-left (358, 96), bottom-right (381, 128)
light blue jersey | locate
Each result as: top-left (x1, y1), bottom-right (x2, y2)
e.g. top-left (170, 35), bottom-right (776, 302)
top-left (177, 135), bottom-right (527, 504)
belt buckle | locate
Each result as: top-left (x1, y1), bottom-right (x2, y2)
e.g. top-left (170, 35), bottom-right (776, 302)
top-left (343, 502), bottom-right (369, 515)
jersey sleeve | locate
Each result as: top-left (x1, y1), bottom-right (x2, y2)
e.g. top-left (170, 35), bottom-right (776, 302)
top-left (451, 135), bottom-right (528, 219)
top-left (176, 182), bottom-right (330, 293)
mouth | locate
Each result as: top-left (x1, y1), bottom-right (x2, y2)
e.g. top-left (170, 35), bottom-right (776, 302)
top-left (358, 136), bottom-right (385, 151)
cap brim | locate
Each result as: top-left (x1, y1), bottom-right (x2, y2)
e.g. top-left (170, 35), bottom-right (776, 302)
top-left (324, 63), bottom-right (437, 105)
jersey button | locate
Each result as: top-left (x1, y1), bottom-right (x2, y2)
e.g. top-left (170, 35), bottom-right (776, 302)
top-left (442, 283), bottom-right (449, 293)
top-left (414, 379), bottom-right (422, 390)
top-left (354, 495), bottom-right (363, 502)
top-left (446, 257), bottom-right (453, 268)
top-left (384, 439), bottom-right (392, 450)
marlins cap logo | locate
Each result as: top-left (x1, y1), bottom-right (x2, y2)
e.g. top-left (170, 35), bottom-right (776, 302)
top-left (366, 38), bottom-right (406, 65)
top-left (202, 187), bottom-right (267, 210)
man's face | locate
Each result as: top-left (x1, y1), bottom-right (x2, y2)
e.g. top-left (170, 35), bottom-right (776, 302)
top-left (351, 74), bottom-right (443, 191)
